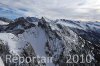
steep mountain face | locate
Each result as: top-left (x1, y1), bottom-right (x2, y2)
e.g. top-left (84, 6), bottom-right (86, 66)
top-left (0, 17), bottom-right (100, 66)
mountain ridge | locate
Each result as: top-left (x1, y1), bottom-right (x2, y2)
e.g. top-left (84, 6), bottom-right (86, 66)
top-left (0, 16), bottom-right (100, 66)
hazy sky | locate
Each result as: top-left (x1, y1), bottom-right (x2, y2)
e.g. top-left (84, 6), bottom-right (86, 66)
top-left (0, 0), bottom-right (100, 21)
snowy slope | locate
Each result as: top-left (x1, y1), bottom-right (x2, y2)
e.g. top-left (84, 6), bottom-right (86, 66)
top-left (0, 27), bottom-right (47, 55)
top-left (0, 33), bottom-right (23, 54)
top-left (0, 27), bottom-right (54, 66)
top-left (0, 20), bottom-right (9, 25)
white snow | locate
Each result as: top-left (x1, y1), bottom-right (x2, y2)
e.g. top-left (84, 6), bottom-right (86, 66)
top-left (0, 20), bottom-right (9, 25)
top-left (18, 27), bottom-right (47, 56)
top-left (0, 33), bottom-right (30, 54)
top-left (0, 33), bottom-right (19, 54)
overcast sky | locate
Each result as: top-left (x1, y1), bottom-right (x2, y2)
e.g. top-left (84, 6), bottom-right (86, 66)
top-left (0, 0), bottom-right (100, 21)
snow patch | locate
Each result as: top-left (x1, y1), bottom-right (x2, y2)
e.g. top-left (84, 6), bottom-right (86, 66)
top-left (0, 20), bottom-right (9, 25)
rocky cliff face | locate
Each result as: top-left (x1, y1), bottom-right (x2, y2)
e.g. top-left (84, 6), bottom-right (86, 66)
top-left (0, 17), bottom-right (100, 66)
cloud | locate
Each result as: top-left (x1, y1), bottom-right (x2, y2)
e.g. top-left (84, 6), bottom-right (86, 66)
top-left (0, 0), bottom-right (100, 21)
